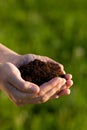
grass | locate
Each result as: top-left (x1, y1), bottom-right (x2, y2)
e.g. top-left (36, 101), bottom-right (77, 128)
top-left (0, 0), bottom-right (87, 130)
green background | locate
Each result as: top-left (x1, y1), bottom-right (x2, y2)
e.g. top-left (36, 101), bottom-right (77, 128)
top-left (0, 0), bottom-right (87, 130)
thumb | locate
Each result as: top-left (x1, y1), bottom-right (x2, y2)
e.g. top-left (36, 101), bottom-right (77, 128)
top-left (4, 62), bottom-right (40, 93)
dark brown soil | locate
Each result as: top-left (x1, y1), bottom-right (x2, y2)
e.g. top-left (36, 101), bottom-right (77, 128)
top-left (19, 59), bottom-right (65, 86)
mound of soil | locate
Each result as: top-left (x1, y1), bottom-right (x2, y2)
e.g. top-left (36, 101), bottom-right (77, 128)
top-left (19, 59), bottom-right (65, 86)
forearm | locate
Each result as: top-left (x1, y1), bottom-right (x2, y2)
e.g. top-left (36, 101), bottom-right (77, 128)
top-left (0, 43), bottom-right (19, 63)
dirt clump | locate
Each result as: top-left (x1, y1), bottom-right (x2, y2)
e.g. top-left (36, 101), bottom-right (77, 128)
top-left (19, 59), bottom-right (65, 86)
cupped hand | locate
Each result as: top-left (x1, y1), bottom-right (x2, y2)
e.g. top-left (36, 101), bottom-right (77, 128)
top-left (0, 44), bottom-right (73, 106)
top-left (11, 54), bottom-right (73, 103)
top-left (0, 62), bottom-right (67, 106)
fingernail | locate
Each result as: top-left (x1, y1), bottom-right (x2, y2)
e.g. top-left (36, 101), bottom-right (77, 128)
top-left (66, 74), bottom-right (72, 80)
top-left (32, 85), bottom-right (40, 93)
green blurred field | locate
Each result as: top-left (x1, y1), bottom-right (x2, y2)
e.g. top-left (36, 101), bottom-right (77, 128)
top-left (0, 0), bottom-right (87, 130)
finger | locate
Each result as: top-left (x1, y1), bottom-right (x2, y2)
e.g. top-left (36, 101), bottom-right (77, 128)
top-left (18, 96), bottom-right (43, 105)
top-left (6, 63), bottom-right (40, 93)
top-left (19, 78), bottom-right (66, 105)
top-left (4, 82), bottom-right (38, 105)
top-left (58, 79), bottom-right (73, 91)
top-left (39, 77), bottom-right (66, 96)
top-left (17, 88), bottom-right (70, 105)
top-left (51, 89), bottom-right (71, 99)
top-left (9, 76), bottom-right (40, 94)
top-left (65, 74), bottom-right (72, 80)
top-left (58, 89), bottom-right (71, 96)
top-left (51, 79), bottom-right (73, 99)
top-left (66, 80), bottom-right (73, 88)
top-left (38, 78), bottom-right (66, 102)
top-left (51, 77), bottom-right (73, 99)
top-left (51, 95), bottom-right (59, 99)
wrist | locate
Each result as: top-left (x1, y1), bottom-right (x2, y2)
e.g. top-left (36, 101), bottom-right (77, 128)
top-left (0, 43), bottom-right (20, 63)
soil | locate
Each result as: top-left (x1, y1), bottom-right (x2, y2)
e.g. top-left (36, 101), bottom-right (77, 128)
top-left (19, 59), bottom-right (65, 86)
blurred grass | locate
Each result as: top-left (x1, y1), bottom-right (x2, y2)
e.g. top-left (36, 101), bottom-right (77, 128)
top-left (0, 0), bottom-right (87, 130)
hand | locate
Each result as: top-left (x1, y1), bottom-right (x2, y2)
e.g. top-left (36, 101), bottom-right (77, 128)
top-left (11, 54), bottom-right (73, 101)
top-left (0, 44), bottom-right (73, 106)
top-left (51, 74), bottom-right (73, 99)
top-left (0, 62), bottom-right (67, 106)
top-left (11, 53), bottom-right (65, 74)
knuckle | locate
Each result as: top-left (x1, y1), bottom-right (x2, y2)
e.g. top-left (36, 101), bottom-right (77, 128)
top-left (19, 81), bottom-right (28, 92)
top-left (40, 95), bottom-right (48, 103)
top-left (38, 91), bottom-right (45, 97)
top-left (22, 82), bottom-right (31, 92)
top-left (50, 82), bottom-right (55, 88)
top-left (48, 80), bottom-right (56, 88)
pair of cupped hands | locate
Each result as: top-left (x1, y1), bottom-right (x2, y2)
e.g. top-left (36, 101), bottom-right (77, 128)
top-left (0, 52), bottom-right (73, 106)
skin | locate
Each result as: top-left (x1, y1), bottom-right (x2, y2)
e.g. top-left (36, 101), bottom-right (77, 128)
top-left (0, 44), bottom-right (73, 106)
